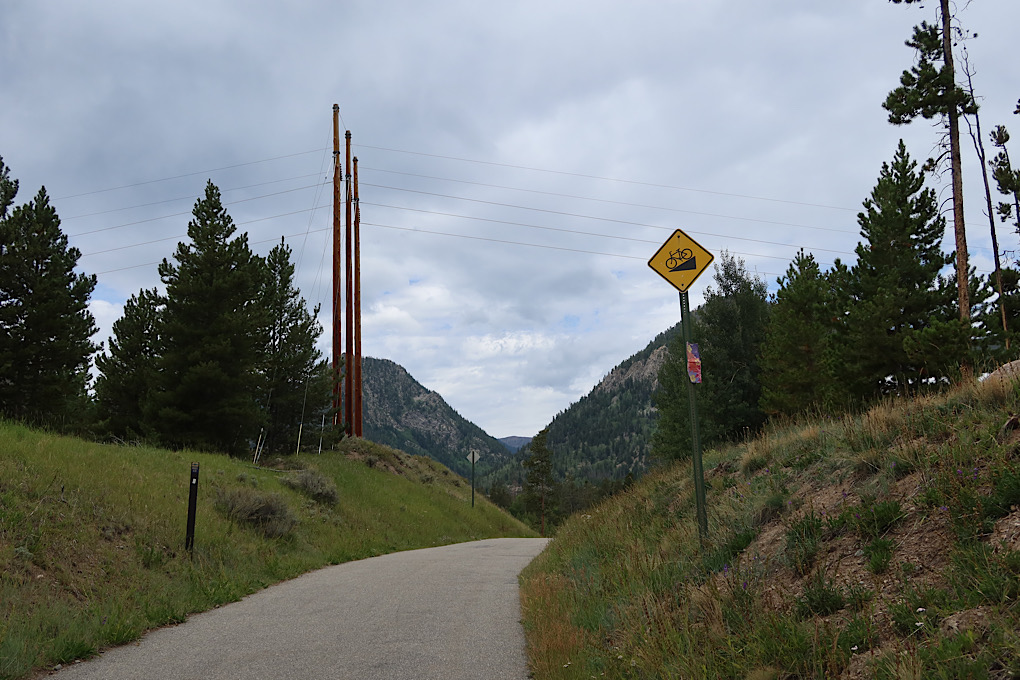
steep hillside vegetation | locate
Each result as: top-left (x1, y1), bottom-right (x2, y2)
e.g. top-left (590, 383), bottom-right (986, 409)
top-left (542, 323), bottom-right (678, 480)
top-left (0, 421), bottom-right (533, 679)
top-left (360, 356), bottom-right (512, 478)
top-left (487, 323), bottom-right (681, 487)
top-left (520, 377), bottom-right (1020, 679)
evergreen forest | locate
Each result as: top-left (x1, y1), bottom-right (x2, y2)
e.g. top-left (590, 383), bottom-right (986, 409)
top-left (1, 166), bottom-right (331, 456)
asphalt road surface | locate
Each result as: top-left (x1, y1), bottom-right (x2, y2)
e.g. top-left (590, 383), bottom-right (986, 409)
top-left (53, 537), bottom-right (550, 680)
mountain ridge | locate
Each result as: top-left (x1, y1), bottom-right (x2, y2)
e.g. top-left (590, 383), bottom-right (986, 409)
top-left (359, 356), bottom-right (512, 478)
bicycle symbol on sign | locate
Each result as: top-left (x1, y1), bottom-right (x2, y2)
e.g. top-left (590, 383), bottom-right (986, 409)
top-left (666, 248), bottom-right (695, 272)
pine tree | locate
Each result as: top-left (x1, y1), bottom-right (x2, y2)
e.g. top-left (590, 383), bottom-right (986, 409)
top-left (990, 118), bottom-right (1020, 235)
top-left (834, 141), bottom-right (962, 400)
top-left (759, 250), bottom-right (835, 417)
top-left (0, 159), bottom-right (97, 426)
top-left (884, 0), bottom-right (978, 338)
top-left (258, 237), bottom-right (325, 454)
top-left (651, 328), bottom-right (697, 462)
top-left (523, 427), bottom-right (555, 536)
top-left (698, 253), bottom-right (770, 444)
top-left (0, 157), bottom-right (17, 219)
top-left (95, 288), bottom-right (163, 439)
top-left (148, 181), bottom-right (265, 455)
top-left (652, 253), bottom-right (769, 457)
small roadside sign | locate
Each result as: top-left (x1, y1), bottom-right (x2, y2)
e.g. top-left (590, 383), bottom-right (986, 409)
top-left (466, 452), bottom-right (481, 507)
top-left (648, 229), bottom-right (714, 293)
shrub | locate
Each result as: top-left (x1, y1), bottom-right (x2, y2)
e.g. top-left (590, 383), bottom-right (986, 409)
top-left (281, 469), bottom-right (339, 505)
top-left (755, 492), bottom-right (787, 527)
top-left (795, 572), bottom-right (846, 618)
top-left (785, 512), bottom-right (823, 576)
top-left (837, 614), bottom-right (878, 655)
top-left (854, 499), bottom-right (902, 539)
top-left (214, 487), bottom-right (297, 538)
top-left (863, 538), bottom-right (895, 574)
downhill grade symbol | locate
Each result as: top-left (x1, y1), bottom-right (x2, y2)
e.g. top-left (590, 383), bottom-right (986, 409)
top-left (648, 229), bottom-right (714, 293)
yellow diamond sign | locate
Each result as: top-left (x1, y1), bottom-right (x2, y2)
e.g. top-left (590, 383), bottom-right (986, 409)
top-left (648, 229), bottom-right (714, 293)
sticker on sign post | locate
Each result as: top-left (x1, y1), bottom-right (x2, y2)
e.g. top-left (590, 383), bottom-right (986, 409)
top-left (687, 342), bottom-right (702, 384)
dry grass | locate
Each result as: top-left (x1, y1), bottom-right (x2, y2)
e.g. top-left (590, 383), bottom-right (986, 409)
top-left (520, 378), bottom-right (1020, 679)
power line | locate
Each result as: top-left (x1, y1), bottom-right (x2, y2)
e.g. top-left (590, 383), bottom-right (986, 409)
top-left (62, 172), bottom-right (324, 221)
top-left (361, 165), bottom-right (860, 236)
top-left (357, 143), bottom-right (857, 212)
top-left (54, 149), bottom-right (323, 201)
top-left (80, 207), bottom-right (322, 259)
top-left (361, 183), bottom-right (855, 256)
top-left (67, 183), bottom-right (323, 239)
top-left (363, 200), bottom-right (843, 265)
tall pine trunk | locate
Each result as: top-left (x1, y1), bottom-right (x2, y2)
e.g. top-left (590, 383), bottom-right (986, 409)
top-left (941, 0), bottom-right (972, 377)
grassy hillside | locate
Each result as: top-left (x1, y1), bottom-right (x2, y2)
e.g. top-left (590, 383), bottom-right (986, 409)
top-left (0, 422), bottom-right (534, 679)
top-left (520, 378), bottom-right (1020, 679)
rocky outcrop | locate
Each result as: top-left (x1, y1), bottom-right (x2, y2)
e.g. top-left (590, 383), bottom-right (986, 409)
top-left (359, 357), bottom-right (510, 478)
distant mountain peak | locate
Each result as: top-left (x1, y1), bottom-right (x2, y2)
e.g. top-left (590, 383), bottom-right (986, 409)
top-left (359, 356), bottom-right (512, 477)
top-left (498, 436), bottom-right (532, 453)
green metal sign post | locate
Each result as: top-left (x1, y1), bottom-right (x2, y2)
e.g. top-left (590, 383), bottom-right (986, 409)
top-left (466, 452), bottom-right (480, 507)
top-left (681, 291), bottom-right (709, 542)
top-left (648, 228), bottom-right (713, 544)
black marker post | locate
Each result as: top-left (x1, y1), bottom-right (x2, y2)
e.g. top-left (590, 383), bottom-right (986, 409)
top-left (185, 462), bottom-right (199, 555)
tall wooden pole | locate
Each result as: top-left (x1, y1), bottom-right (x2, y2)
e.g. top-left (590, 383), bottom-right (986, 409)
top-left (940, 0), bottom-right (971, 379)
top-left (344, 131), bottom-right (354, 435)
top-left (331, 105), bottom-right (342, 426)
top-left (353, 157), bottom-right (364, 437)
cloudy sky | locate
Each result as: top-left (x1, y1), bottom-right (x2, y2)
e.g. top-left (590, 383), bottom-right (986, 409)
top-left (2, 1), bottom-right (1018, 438)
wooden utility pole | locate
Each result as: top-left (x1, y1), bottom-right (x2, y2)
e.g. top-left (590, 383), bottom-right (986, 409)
top-left (939, 0), bottom-right (972, 378)
top-left (344, 131), bottom-right (354, 435)
top-left (331, 105), bottom-right (343, 425)
top-left (353, 157), bottom-right (364, 437)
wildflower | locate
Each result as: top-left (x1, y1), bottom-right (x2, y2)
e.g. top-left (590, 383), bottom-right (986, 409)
top-left (915, 622), bottom-right (924, 627)
top-left (851, 645), bottom-right (859, 652)
top-left (916, 607), bottom-right (925, 613)
top-left (742, 581), bottom-right (748, 590)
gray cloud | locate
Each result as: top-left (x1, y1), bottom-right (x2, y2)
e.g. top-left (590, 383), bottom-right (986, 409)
top-left (3, 0), bottom-right (1018, 437)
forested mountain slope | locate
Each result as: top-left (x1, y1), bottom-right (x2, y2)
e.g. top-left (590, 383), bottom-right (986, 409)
top-left (360, 357), bottom-right (512, 478)
top-left (486, 323), bottom-right (682, 487)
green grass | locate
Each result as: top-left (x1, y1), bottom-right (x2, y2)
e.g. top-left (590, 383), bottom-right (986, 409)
top-left (520, 378), bottom-right (1020, 679)
top-left (0, 423), bottom-right (534, 679)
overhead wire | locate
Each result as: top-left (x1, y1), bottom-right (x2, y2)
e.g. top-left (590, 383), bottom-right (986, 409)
top-left (356, 144), bottom-right (858, 212)
top-left (362, 200), bottom-right (840, 266)
top-left (67, 182), bottom-right (324, 239)
top-left (360, 184), bottom-right (856, 256)
top-left (361, 166), bottom-right (861, 236)
top-left (53, 149), bottom-right (323, 201)
top-left (62, 172), bottom-right (325, 221)
top-left (68, 141), bottom-right (1006, 280)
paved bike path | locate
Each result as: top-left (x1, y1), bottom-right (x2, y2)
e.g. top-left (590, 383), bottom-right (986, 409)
top-left (54, 537), bottom-right (550, 680)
